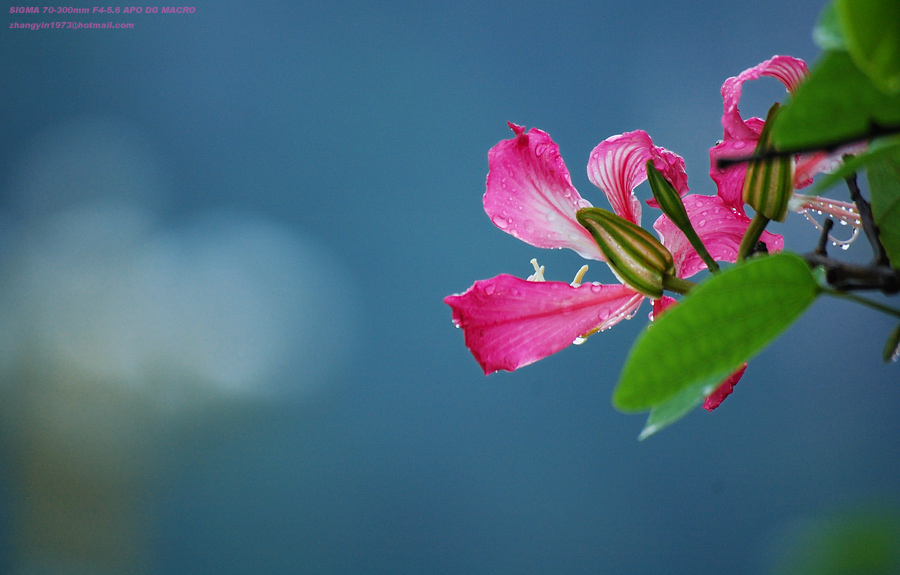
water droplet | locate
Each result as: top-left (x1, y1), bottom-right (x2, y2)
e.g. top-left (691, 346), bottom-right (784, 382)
top-left (484, 284), bottom-right (495, 295)
top-left (839, 220), bottom-right (847, 226)
top-left (491, 215), bottom-right (509, 229)
top-left (733, 141), bottom-right (746, 149)
top-left (524, 220), bottom-right (536, 233)
top-left (573, 336), bottom-right (587, 345)
top-left (840, 243), bottom-right (850, 251)
top-left (590, 284), bottom-right (603, 293)
top-left (535, 143), bottom-right (547, 156)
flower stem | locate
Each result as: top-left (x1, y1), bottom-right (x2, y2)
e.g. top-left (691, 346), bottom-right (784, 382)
top-left (662, 274), bottom-right (697, 296)
top-left (737, 212), bottom-right (770, 261)
top-left (821, 287), bottom-right (900, 319)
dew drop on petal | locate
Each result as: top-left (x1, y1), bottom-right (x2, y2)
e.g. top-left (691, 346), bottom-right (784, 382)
top-left (484, 283), bottom-right (495, 295)
top-left (491, 215), bottom-right (509, 229)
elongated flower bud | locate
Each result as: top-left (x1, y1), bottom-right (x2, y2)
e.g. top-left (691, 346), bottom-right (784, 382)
top-left (742, 104), bottom-right (794, 222)
top-left (647, 161), bottom-right (720, 273)
top-left (576, 207), bottom-right (674, 298)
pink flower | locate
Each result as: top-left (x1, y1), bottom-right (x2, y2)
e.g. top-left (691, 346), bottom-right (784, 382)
top-left (709, 55), bottom-right (860, 230)
top-left (445, 125), bottom-right (758, 382)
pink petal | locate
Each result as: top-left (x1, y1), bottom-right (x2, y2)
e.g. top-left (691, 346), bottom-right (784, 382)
top-left (485, 123), bottom-right (604, 260)
top-left (444, 274), bottom-right (644, 374)
top-left (587, 131), bottom-right (688, 226)
top-left (709, 124), bottom-right (762, 212)
top-left (720, 55), bottom-right (808, 142)
top-left (702, 364), bottom-right (747, 411)
top-left (649, 295), bottom-right (678, 322)
top-left (653, 195), bottom-right (784, 279)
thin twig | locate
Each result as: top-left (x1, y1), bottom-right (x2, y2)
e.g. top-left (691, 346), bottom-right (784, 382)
top-left (844, 169), bottom-right (889, 266)
top-left (803, 253), bottom-right (900, 293)
top-left (814, 218), bottom-right (834, 256)
top-left (716, 122), bottom-right (900, 169)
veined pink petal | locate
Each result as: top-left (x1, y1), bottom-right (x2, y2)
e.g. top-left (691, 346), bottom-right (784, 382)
top-left (702, 364), bottom-right (747, 411)
top-left (709, 120), bottom-right (763, 212)
top-left (485, 123), bottom-right (604, 260)
top-left (721, 55), bottom-right (808, 142)
top-left (653, 195), bottom-right (784, 279)
top-left (444, 274), bottom-right (644, 374)
top-left (587, 131), bottom-right (689, 226)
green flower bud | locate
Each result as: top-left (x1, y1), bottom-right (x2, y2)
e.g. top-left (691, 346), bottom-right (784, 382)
top-left (576, 207), bottom-right (675, 299)
top-left (742, 103), bottom-right (794, 222)
top-left (646, 161), bottom-right (720, 273)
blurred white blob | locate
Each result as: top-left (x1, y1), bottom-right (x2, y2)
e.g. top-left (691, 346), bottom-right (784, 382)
top-left (1, 117), bottom-right (358, 408)
top-left (0, 116), bottom-right (359, 575)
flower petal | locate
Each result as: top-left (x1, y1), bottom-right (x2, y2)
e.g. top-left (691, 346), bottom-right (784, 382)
top-left (702, 364), bottom-right (747, 411)
top-left (444, 274), bottom-right (644, 374)
top-left (720, 55), bottom-right (808, 142)
top-left (653, 195), bottom-right (784, 279)
top-left (587, 131), bottom-right (689, 226)
top-left (485, 123), bottom-right (604, 260)
top-left (709, 126), bottom-right (762, 212)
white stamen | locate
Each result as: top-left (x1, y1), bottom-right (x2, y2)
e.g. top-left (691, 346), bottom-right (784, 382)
top-left (527, 258), bottom-right (546, 282)
top-left (571, 265), bottom-right (589, 287)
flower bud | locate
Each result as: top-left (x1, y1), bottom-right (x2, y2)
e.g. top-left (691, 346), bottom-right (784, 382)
top-left (576, 207), bottom-right (674, 298)
top-left (647, 161), bottom-right (720, 273)
top-left (742, 103), bottom-right (794, 222)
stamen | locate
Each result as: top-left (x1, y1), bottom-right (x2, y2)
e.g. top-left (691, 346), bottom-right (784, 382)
top-left (801, 210), bottom-right (860, 249)
top-left (792, 194), bottom-right (862, 227)
top-left (573, 325), bottom-right (601, 345)
top-left (571, 265), bottom-right (589, 287)
top-left (527, 258), bottom-right (546, 282)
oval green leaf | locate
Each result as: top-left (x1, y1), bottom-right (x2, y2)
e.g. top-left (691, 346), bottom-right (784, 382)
top-left (613, 254), bottom-right (820, 412)
top-left (772, 51), bottom-right (900, 151)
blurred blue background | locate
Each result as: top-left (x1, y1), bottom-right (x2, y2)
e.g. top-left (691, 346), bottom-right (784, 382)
top-left (1, 1), bottom-right (898, 573)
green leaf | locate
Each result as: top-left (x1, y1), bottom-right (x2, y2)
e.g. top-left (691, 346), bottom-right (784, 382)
top-left (772, 51), bottom-right (900, 151)
top-left (814, 1), bottom-right (845, 51)
top-left (810, 136), bottom-right (900, 196)
top-left (613, 254), bottom-right (820, 412)
top-left (637, 379), bottom-right (709, 440)
top-left (836, 0), bottom-right (900, 93)
top-left (866, 143), bottom-right (900, 268)
top-left (772, 507), bottom-right (900, 575)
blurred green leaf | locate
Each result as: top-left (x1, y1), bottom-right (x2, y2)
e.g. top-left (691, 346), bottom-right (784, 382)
top-left (814, 1), bottom-right (845, 51)
top-left (866, 144), bottom-right (900, 268)
top-left (836, 0), bottom-right (900, 93)
top-left (613, 254), bottom-right (820, 412)
top-left (772, 51), bottom-right (900, 151)
top-left (772, 507), bottom-right (900, 575)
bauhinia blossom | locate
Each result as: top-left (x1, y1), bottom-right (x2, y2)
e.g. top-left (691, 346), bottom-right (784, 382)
top-left (444, 124), bottom-right (774, 402)
top-left (709, 55), bottom-right (861, 236)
